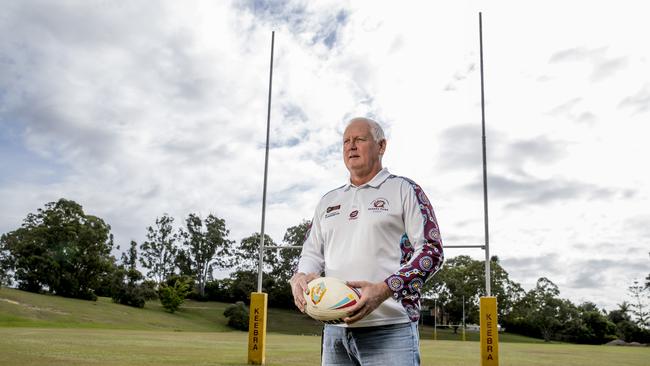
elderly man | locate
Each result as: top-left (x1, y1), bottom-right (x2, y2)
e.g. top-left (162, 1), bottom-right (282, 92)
top-left (290, 117), bottom-right (444, 366)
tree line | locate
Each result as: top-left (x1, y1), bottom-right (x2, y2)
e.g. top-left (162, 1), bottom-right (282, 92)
top-left (422, 255), bottom-right (650, 344)
top-left (1, 198), bottom-right (648, 344)
top-left (0, 199), bottom-right (305, 312)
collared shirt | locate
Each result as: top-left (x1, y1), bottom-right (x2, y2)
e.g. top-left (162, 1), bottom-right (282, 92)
top-left (298, 168), bottom-right (444, 327)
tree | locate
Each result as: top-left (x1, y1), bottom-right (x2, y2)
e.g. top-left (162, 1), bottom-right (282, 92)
top-left (234, 233), bottom-right (278, 273)
top-left (424, 256), bottom-right (482, 331)
top-left (159, 275), bottom-right (191, 313)
top-left (179, 213), bottom-right (234, 297)
top-left (0, 242), bottom-right (12, 287)
top-left (110, 241), bottom-right (156, 308)
top-left (561, 302), bottom-right (617, 344)
top-left (628, 280), bottom-right (649, 328)
top-left (139, 215), bottom-right (178, 286)
top-left (646, 251), bottom-right (649, 290)
top-left (267, 221), bottom-right (311, 308)
top-left (0, 199), bottom-right (114, 300)
top-left (423, 255), bottom-right (524, 330)
top-left (522, 277), bottom-right (571, 342)
top-left (271, 220), bottom-right (310, 283)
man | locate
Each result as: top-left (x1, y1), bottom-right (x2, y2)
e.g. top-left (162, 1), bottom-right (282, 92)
top-left (290, 117), bottom-right (444, 366)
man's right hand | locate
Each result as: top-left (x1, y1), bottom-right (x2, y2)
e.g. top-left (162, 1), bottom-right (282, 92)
top-left (290, 272), bottom-right (319, 312)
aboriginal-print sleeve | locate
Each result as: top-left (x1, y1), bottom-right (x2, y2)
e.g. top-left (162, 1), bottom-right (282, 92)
top-left (296, 206), bottom-right (325, 276)
top-left (384, 178), bottom-right (444, 321)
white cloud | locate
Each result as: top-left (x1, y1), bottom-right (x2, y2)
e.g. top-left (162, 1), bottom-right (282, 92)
top-left (1, 0), bottom-right (649, 310)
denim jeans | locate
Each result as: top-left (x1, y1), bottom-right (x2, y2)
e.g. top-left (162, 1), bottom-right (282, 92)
top-left (322, 322), bottom-right (420, 366)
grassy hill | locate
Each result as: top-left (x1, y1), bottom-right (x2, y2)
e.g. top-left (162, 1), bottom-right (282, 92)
top-left (1, 287), bottom-right (542, 342)
top-left (0, 287), bottom-right (322, 334)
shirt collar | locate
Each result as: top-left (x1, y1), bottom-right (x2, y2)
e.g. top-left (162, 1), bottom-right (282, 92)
top-left (344, 168), bottom-right (391, 190)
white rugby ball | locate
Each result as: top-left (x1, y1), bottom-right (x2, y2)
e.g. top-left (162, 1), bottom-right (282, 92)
top-left (303, 277), bottom-right (361, 323)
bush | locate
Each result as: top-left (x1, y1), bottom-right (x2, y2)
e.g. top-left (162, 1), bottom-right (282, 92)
top-left (224, 301), bottom-right (249, 331)
top-left (159, 276), bottom-right (191, 313)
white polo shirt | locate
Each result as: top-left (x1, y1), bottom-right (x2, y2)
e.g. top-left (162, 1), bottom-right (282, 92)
top-left (298, 168), bottom-right (444, 327)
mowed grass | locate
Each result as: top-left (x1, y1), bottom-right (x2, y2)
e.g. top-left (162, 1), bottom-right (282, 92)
top-left (2, 288), bottom-right (648, 365)
top-left (0, 287), bottom-right (322, 334)
top-left (1, 328), bottom-right (648, 366)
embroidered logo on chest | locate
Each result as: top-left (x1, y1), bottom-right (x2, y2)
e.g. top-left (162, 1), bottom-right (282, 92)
top-left (348, 210), bottom-right (359, 220)
top-left (368, 198), bottom-right (389, 212)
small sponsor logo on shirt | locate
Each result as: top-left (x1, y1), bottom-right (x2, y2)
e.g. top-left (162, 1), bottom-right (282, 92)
top-left (325, 204), bottom-right (341, 218)
top-left (349, 210), bottom-right (359, 220)
top-left (368, 198), bottom-right (389, 212)
top-left (327, 205), bottom-right (341, 213)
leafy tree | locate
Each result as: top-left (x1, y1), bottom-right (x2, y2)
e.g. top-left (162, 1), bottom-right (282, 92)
top-left (646, 251), bottom-right (649, 290)
top-left (272, 220), bottom-right (310, 283)
top-left (224, 301), bottom-right (250, 330)
top-left (425, 256), bottom-right (482, 331)
top-left (139, 215), bottom-right (178, 286)
top-left (0, 243), bottom-right (12, 288)
top-left (111, 241), bottom-right (156, 308)
top-left (159, 275), bottom-right (192, 313)
top-left (628, 279), bottom-right (649, 328)
top-left (235, 233), bottom-right (278, 273)
top-left (561, 302), bottom-right (617, 344)
top-left (0, 199), bottom-right (113, 300)
top-left (178, 213), bottom-right (234, 297)
top-left (424, 255), bottom-right (524, 331)
top-left (529, 278), bottom-right (564, 341)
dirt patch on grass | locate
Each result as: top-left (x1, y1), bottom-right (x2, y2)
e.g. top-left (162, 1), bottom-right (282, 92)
top-left (0, 297), bottom-right (70, 315)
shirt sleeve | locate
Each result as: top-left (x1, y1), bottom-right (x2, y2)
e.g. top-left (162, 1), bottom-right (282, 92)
top-left (384, 178), bottom-right (444, 321)
top-left (296, 206), bottom-right (325, 275)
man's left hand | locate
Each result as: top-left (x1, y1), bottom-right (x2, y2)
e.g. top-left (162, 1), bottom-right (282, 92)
top-left (343, 280), bottom-right (392, 324)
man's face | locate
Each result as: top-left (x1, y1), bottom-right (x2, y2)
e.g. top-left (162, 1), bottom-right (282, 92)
top-left (342, 120), bottom-right (385, 174)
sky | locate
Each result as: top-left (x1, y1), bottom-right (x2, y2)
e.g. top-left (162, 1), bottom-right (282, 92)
top-left (1, 0), bottom-right (648, 310)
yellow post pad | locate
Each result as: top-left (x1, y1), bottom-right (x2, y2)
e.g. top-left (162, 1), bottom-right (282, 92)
top-left (480, 296), bottom-right (499, 366)
top-left (247, 292), bottom-right (268, 365)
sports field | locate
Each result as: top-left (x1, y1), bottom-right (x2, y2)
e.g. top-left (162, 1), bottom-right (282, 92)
top-left (1, 288), bottom-right (648, 365)
top-left (1, 328), bottom-right (648, 366)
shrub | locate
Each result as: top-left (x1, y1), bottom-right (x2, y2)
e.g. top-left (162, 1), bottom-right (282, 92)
top-left (159, 277), bottom-right (191, 313)
top-left (224, 301), bottom-right (249, 331)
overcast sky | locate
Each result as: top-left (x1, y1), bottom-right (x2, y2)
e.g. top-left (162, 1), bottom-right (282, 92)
top-left (1, 0), bottom-right (648, 310)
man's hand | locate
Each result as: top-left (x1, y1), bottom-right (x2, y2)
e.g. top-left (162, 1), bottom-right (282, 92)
top-left (290, 272), bottom-right (320, 312)
top-left (343, 280), bottom-right (392, 324)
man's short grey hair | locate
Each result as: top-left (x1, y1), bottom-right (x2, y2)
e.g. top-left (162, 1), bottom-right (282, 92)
top-left (347, 117), bottom-right (386, 142)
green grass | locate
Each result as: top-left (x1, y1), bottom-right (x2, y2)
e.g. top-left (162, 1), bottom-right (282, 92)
top-left (2, 288), bottom-right (648, 365)
top-left (0, 328), bottom-right (648, 366)
top-left (0, 287), bottom-right (322, 334)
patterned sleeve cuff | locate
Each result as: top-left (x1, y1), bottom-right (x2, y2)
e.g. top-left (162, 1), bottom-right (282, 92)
top-left (384, 242), bottom-right (443, 302)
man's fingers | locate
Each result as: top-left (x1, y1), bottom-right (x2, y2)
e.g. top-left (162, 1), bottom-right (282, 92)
top-left (344, 303), bottom-right (367, 324)
top-left (346, 280), bottom-right (369, 289)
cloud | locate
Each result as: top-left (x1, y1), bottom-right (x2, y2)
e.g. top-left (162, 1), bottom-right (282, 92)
top-left (564, 258), bottom-right (648, 290)
top-left (437, 125), bottom-right (568, 173)
top-left (619, 84), bottom-right (650, 115)
top-left (237, 0), bottom-right (350, 50)
top-left (444, 63), bottom-right (476, 92)
top-left (623, 215), bottom-right (650, 240)
top-left (463, 173), bottom-right (623, 208)
top-left (500, 254), bottom-right (565, 281)
top-left (546, 98), bottom-right (597, 125)
top-left (500, 253), bottom-right (648, 308)
top-left (549, 47), bottom-right (628, 82)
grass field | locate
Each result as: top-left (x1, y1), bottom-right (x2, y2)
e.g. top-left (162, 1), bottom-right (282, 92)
top-left (1, 288), bottom-right (648, 365)
top-left (1, 328), bottom-right (648, 366)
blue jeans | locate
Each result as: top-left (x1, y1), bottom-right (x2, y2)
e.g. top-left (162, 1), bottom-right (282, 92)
top-left (322, 322), bottom-right (420, 366)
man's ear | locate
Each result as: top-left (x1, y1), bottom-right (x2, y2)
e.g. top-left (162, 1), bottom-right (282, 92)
top-left (379, 139), bottom-right (387, 154)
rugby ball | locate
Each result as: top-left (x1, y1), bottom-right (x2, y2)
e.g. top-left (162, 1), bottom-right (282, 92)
top-left (303, 277), bottom-right (361, 323)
